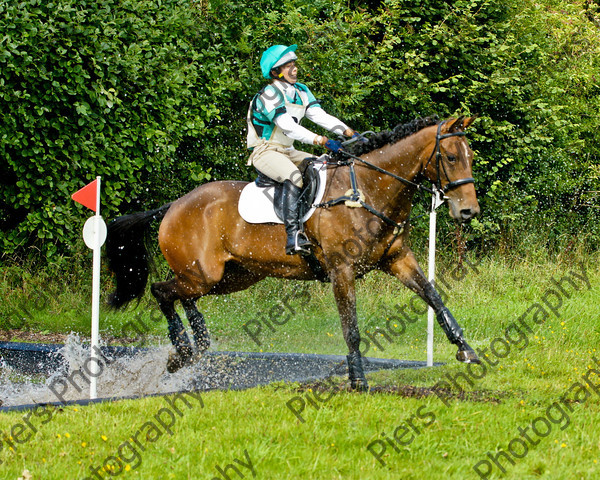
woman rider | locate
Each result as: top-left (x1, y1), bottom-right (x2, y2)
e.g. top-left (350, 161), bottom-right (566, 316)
top-left (247, 44), bottom-right (357, 255)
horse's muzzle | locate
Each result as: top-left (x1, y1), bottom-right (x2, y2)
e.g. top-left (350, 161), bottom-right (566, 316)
top-left (459, 206), bottom-right (480, 222)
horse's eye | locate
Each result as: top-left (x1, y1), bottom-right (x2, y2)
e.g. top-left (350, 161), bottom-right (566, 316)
top-left (447, 155), bottom-right (457, 164)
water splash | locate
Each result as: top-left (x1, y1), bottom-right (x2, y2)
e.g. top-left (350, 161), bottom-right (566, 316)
top-left (0, 335), bottom-right (195, 407)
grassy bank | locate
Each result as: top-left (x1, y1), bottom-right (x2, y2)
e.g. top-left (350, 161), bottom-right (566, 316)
top-left (0, 252), bottom-right (599, 478)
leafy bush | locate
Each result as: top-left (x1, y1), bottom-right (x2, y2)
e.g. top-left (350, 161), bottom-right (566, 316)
top-left (1, 0), bottom-right (599, 259)
top-left (0, 0), bottom-right (213, 256)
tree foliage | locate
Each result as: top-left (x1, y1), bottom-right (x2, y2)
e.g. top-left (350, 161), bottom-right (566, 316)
top-left (1, 0), bottom-right (599, 258)
top-left (0, 0), bottom-right (211, 256)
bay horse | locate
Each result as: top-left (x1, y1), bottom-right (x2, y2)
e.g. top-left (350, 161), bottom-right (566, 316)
top-left (106, 116), bottom-right (481, 390)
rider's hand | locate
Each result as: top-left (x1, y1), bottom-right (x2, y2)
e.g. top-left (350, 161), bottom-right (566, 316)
top-left (324, 139), bottom-right (343, 152)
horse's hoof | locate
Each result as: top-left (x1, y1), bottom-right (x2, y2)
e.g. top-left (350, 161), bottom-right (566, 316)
top-left (350, 379), bottom-right (370, 392)
top-left (166, 349), bottom-right (196, 373)
top-left (456, 349), bottom-right (481, 364)
top-left (166, 352), bottom-right (184, 373)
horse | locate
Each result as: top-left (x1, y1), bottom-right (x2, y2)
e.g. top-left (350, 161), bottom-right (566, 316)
top-left (105, 115), bottom-right (481, 391)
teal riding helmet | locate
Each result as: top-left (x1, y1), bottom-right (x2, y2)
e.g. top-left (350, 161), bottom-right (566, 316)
top-left (260, 44), bottom-right (298, 79)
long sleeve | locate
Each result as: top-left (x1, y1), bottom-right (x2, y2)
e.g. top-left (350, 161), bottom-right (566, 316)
top-left (305, 106), bottom-right (349, 136)
top-left (273, 113), bottom-right (318, 145)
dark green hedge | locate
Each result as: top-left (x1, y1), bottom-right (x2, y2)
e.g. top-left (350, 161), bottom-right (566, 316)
top-left (1, 0), bottom-right (599, 258)
top-left (0, 0), bottom-right (212, 256)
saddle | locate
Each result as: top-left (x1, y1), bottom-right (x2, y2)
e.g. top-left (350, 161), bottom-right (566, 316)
top-left (238, 156), bottom-right (328, 225)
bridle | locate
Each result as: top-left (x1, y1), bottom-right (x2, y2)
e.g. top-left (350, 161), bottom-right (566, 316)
top-left (422, 120), bottom-right (475, 194)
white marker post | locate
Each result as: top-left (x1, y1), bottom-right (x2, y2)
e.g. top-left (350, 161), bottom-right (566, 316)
top-left (73, 176), bottom-right (107, 399)
top-left (427, 189), bottom-right (445, 367)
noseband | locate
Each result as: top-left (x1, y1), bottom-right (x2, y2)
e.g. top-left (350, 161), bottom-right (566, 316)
top-left (424, 121), bottom-right (475, 194)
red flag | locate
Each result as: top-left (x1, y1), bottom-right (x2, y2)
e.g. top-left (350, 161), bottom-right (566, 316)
top-left (72, 179), bottom-right (99, 212)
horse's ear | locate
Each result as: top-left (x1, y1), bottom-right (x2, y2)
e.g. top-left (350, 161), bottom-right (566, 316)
top-left (448, 114), bottom-right (478, 132)
top-left (448, 116), bottom-right (466, 132)
top-left (462, 114), bottom-right (479, 129)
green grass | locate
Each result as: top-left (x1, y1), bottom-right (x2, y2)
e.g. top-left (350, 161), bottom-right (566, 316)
top-left (0, 252), bottom-right (599, 478)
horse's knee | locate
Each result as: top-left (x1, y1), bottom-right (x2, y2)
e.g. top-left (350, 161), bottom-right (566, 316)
top-left (345, 334), bottom-right (361, 353)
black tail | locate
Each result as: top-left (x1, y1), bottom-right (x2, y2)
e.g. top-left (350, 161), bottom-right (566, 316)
top-left (105, 203), bottom-right (172, 309)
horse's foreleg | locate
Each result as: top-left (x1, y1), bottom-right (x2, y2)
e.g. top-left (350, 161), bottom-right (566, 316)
top-left (330, 267), bottom-right (369, 391)
top-left (385, 251), bottom-right (480, 364)
top-left (150, 280), bottom-right (195, 373)
top-left (181, 299), bottom-right (210, 352)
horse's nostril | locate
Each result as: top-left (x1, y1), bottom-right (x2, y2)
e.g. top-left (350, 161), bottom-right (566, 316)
top-left (460, 208), bottom-right (473, 220)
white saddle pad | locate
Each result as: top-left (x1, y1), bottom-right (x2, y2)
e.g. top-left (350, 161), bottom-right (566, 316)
top-left (238, 162), bottom-right (328, 224)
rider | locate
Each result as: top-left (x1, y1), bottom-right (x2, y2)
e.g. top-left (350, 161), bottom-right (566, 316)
top-left (247, 44), bottom-right (357, 255)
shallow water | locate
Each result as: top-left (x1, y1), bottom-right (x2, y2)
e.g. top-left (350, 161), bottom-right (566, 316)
top-left (0, 335), bottom-right (414, 408)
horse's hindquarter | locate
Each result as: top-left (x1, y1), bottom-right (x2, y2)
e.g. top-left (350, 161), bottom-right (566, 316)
top-left (158, 181), bottom-right (314, 284)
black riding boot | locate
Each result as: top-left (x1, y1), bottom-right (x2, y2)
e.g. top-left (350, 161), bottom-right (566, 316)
top-left (282, 180), bottom-right (312, 255)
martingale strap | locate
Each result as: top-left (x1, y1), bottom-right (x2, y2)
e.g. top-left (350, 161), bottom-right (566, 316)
top-left (313, 160), bottom-right (409, 260)
top-left (314, 161), bottom-right (407, 234)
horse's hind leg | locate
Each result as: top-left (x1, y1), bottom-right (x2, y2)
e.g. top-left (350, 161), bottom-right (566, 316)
top-left (181, 299), bottom-right (210, 351)
top-left (150, 279), bottom-right (195, 373)
top-left (384, 250), bottom-right (480, 364)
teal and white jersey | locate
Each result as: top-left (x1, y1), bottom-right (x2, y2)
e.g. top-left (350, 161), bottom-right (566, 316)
top-left (253, 81), bottom-right (319, 126)
top-left (246, 80), bottom-right (348, 149)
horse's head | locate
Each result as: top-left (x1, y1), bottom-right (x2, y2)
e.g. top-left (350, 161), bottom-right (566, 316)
top-left (422, 116), bottom-right (480, 222)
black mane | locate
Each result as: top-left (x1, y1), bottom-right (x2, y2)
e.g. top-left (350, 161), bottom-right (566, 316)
top-left (337, 116), bottom-right (439, 158)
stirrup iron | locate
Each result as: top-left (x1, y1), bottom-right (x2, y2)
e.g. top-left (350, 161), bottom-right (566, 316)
top-left (286, 230), bottom-right (312, 255)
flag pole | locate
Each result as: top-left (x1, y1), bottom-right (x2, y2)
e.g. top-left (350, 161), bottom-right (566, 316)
top-left (427, 189), bottom-right (444, 367)
top-left (90, 176), bottom-right (101, 399)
